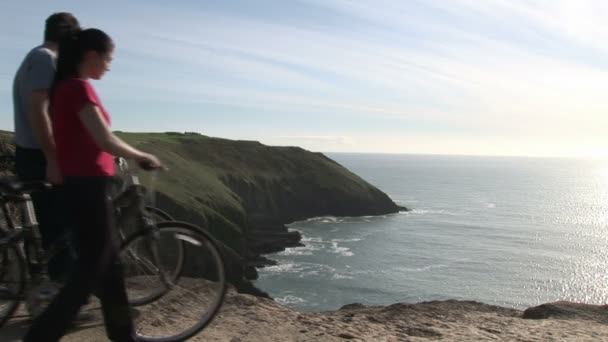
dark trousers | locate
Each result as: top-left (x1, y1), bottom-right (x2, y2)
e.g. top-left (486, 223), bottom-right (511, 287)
top-left (23, 177), bottom-right (136, 342)
top-left (15, 146), bottom-right (74, 280)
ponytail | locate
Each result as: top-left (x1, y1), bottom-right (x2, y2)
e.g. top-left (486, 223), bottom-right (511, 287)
top-left (54, 28), bottom-right (83, 84)
top-left (51, 28), bottom-right (114, 99)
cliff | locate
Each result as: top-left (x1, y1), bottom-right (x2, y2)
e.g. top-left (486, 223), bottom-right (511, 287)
top-left (0, 130), bottom-right (406, 294)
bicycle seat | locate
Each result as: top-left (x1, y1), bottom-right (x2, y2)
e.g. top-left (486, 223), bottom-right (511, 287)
top-left (0, 177), bottom-right (52, 195)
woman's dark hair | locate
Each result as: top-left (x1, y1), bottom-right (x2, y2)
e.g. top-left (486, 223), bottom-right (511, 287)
top-left (51, 28), bottom-right (114, 96)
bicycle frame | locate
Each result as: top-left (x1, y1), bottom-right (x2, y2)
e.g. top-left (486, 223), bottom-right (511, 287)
top-left (113, 170), bottom-right (161, 233)
top-left (0, 192), bottom-right (52, 284)
top-left (112, 162), bottom-right (174, 288)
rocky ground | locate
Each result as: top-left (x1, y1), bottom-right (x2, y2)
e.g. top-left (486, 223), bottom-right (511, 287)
top-left (3, 288), bottom-right (608, 341)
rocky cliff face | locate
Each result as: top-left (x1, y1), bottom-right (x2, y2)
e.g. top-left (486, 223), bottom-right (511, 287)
top-left (219, 148), bottom-right (405, 256)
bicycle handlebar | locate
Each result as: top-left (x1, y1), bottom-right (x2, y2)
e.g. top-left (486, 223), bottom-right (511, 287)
top-left (114, 157), bottom-right (166, 172)
top-left (138, 160), bottom-right (165, 171)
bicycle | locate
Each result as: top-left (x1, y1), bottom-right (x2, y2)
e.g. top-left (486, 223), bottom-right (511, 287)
top-left (0, 155), bottom-right (177, 307)
top-left (0, 161), bottom-right (227, 341)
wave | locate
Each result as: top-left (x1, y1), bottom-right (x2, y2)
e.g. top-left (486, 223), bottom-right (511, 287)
top-left (288, 213), bottom-right (393, 226)
top-left (407, 208), bottom-right (467, 216)
top-left (278, 243), bottom-right (320, 256)
top-left (302, 235), bottom-right (363, 245)
top-left (275, 295), bottom-right (306, 305)
top-left (330, 242), bottom-right (354, 257)
top-left (331, 273), bottom-right (354, 280)
top-left (284, 233), bottom-right (361, 258)
top-left (409, 209), bottom-right (435, 215)
top-left (278, 248), bottom-right (313, 256)
top-left (361, 215), bottom-right (386, 219)
top-left (392, 264), bottom-right (448, 272)
top-left (301, 236), bottom-right (328, 243)
top-left (260, 261), bottom-right (372, 283)
top-left (293, 216), bottom-right (341, 224)
top-left (263, 263), bottom-right (302, 273)
top-left (331, 238), bottom-right (362, 243)
top-left (262, 262), bottom-right (337, 275)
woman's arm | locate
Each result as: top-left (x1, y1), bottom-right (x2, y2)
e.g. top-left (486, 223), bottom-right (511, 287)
top-left (78, 103), bottom-right (160, 166)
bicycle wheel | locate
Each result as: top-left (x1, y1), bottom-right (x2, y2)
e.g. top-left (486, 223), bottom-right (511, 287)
top-left (118, 206), bottom-right (174, 241)
top-left (0, 245), bottom-right (8, 282)
top-left (120, 221), bottom-right (226, 342)
top-left (0, 244), bottom-right (26, 327)
top-left (117, 206), bottom-right (182, 307)
top-left (120, 220), bottom-right (183, 306)
top-left (144, 206), bottom-right (173, 222)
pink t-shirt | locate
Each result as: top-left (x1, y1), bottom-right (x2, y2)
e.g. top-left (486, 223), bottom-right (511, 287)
top-left (52, 78), bottom-right (115, 177)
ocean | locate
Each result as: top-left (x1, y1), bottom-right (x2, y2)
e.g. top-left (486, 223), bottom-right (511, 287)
top-left (255, 153), bottom-right (608, 312)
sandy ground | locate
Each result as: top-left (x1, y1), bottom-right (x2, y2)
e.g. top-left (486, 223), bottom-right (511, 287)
top-left (3, 288), bottom-right (608, 341)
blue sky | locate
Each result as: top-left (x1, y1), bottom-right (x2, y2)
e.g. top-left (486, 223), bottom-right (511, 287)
top-left (2, 1), bottom-right (608, 157)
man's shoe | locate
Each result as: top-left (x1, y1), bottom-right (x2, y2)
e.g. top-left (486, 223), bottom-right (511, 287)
top-left (25, 282), bottom-right (60, 318)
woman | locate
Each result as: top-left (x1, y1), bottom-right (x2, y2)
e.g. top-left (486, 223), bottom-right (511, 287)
top-left (24, 28), bottom-right (160, 342)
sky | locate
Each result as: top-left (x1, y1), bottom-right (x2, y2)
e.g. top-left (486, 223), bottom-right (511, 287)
top-left (1, 0), bottom-right (608, 157)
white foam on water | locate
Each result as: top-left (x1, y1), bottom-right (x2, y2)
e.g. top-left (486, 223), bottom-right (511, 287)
top-left (275, 295), bottom-right (306, 305)
top-left (330, 242), bottom-right (354, 257)
top-left (264, 263), bottom-right (302, 273)
top-left (408, 208), bottom-right (464, 216)
top-left (299, 270), bottom-right (320, 278)
top-left (301, 236), bottom-right (327, 244)
top-left (278, 243), bottom-right (319, 256)
top-left (291, 214), bottom-right (395, 227)
top-left (264, 262), bottom-right (339, 277)
top-left (410, 209), bottom-right (428, 214)
top-left (300, 216), bottom-right (340, 224)
top-left (393, 264), bottom-right (448, 272)
top-left (331, 238), bottom-right (363, 243)
top-left (278, 248), bottom-right (313, 256)
top-left (331, 273), bottom-right (354, 280)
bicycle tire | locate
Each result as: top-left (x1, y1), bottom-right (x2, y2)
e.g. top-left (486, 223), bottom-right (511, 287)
top-left (117, 206), bottom-right (174, 241)
top-left (116, 205), bottom-right (183, 308)
top-left (120, 221), bottom-right (226, 342)
top-left (0, 245), bottom-right (8, 282)
top-left (0, 244), bottom-right (26, 327)
top-left (121, 224), bottom-right (185, 306)
top-left (144, 206), bottom-right (173, 222)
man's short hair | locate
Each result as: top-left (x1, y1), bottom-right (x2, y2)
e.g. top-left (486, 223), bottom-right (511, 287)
top-left (44, 12), bottom-right (80, 43)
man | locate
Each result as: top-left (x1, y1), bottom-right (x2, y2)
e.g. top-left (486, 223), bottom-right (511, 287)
top-left (12, 12), bottom-right (80, 286)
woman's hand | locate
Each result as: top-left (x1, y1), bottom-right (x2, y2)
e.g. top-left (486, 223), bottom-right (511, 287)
top-left (137, 153), bottom-right (163, 170)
